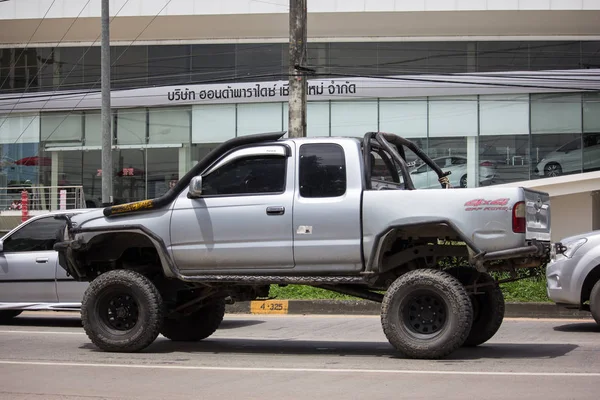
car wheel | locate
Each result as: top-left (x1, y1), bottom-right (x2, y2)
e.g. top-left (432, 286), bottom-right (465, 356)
top-left (460, 175), bottom-right (468, 188)
top-left (81, 269), bottom-right (163, 352)
top-left (544, 162), bottom-right (563, 177)
top-left (381, 269), bottom-right (473, 359)
top-left (445, 267), bottom-right (505, 346)
top-left (590, 280), bottom-right (600, 326)
top-left (0, 310), bottom-right (22, 323)
top-left (161, 298), bottom-right (226, 342)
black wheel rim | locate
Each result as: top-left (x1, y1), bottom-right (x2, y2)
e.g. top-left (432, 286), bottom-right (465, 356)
top-left (98, 289), bottom-right (139, 331)
top-left (460, 176), bottom-right (467, 188)
top-left (402, 291), bottom-right (447, 337)
top-left (545, 164), bottom-right (561, 177)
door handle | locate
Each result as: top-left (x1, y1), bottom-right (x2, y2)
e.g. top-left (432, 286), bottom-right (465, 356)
top-left (266, 206), bottom-right (285, 216)
top-left (36, 257), bottom-right (49, 263)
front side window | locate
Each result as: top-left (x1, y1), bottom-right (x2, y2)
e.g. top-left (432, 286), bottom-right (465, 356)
top-left (2, 217), bottom-right (66, 253)
top-left (202, 155), bottom-right (286, 196)
top-left (299, 144), bottom-right (346, 198)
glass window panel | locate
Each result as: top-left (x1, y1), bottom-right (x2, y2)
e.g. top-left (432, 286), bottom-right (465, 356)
top-left (2, 217), bottom-right (66, 252)
top-left (479, 135), bottom-right (530, 184)
top-left (583, 132), bottom-right (600, 173)
top-left (82, 150), bottom-right (102, 207)
top-left (330, 100), bottom-right (377, 137)
top-left (236, 44), bottom-right (283, 81)
top-left (202, 155), bottom-right (286, 196)
top-left (148, 108), bottom-right (190, 145)
top-left (37, 47), bottom-right (58, 91)
top-left (299, 143), bottom-right (346, 198)
top-left (237, 103), bottom-right (282, 137)
top-left (428, 96), bottom-right (478, 137)
top-left (426, 42), bottom-right (469, 74)
top-left (117, 109), bottom-right (147, 146)
top-left (57, 47), bottom-right (84, 90)
top-left (147, 148), bottom-right (179, 198)
top-left (328, 43), bottom-right (378, 76)
top-left (377, 43), bottom-right (430, 75)
top-left (83, 46), bottom-right (101, 88)
top-left (476, 41), bottom-right (529, 72)
top-left (379, 98), bottom-right (427, 138)
top-left (419, 138), bottom-right (467, 189)
top-left (529, 41), bottom-right (581, 71)
top-left (148, 45), bottom-right (190, 86)
top-left (191, 44), bottom-right (236, 83)
top-left (583, 92), bottom-right (600, 133)
top-left (581, 41), bottom-right (600, 69)
top-left (283, 102), bottom-right (330, 137)
top-left (0, 114), bottom-right (40, 144)
top-left (479, 94), bottom-right (529, 136)
top-left (41, 113), bottom-right (83, 142)
top-left (531, 133), bottom-right (582, 178)
top-left (531, 93), bottom-right (582, 134)
top-left (192, 104), bottom-right (236, 144)
top-left (112, 45), bottom-right (148, 89)
top-left (84, 112), bottom-right (101, 146)
top-left (113, 149), bottom-right (146, 204)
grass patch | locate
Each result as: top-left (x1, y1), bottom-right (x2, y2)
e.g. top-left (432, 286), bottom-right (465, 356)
top-left (268, 277), bottom-right (550, 303)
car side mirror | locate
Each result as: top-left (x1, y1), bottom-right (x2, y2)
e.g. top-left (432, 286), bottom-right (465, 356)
top-left (188, 176), bottom-right (203, 198)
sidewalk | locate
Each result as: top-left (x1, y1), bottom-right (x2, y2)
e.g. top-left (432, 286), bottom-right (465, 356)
top-left (226, 299), bottom-right (593, 319)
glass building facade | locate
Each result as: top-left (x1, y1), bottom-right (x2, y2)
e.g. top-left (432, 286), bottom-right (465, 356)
top-left (1, 41), bottom-right (600, 207)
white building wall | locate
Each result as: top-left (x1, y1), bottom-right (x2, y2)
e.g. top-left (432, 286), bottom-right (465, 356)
top-left (550, 192), bottom-right (594, 241)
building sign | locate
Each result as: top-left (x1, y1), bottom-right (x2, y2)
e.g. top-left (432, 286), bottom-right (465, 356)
top-left (1, 69), bottom-right (599, 113)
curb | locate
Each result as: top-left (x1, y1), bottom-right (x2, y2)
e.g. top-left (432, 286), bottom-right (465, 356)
top-left (226, 299), bottom-right (593, 319)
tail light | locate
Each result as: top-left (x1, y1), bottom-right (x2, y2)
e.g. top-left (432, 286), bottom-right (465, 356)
top-left (512, 201), bottom-right (526, 233)
top-left (480, 161), bottom-right (493, 167)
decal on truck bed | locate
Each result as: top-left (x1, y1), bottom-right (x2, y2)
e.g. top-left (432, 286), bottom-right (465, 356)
top-left (464, 198), bottom-right (510, 212)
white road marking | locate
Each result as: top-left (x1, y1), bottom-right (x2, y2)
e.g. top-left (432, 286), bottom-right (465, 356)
top-left (0, 360), bottom-right (598, 377)
top-left (0, 330), bottom-right (84, 335)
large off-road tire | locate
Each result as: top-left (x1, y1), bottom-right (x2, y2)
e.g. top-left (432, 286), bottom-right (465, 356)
top-left (381, 269), bottom-right (473, 359)
top-left (0, 310), bottom-right (22, 323)
top-left (161, 298), bottom-right (226, 342)
top-left (81, 269), bottom-right (163, 352)
top-left (590, 280), bottom-right (600, 326)
top-left (446, 267), bottom-right (505, 347)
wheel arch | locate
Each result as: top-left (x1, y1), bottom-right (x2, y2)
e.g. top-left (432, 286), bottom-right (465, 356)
top-left (365, 218), bottom-right (477, 275)
top-left (581, 264), bottom-right (600, 306)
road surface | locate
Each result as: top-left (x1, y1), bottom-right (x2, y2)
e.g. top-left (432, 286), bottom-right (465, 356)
top-left (0, 312), bottom-right (599, 399)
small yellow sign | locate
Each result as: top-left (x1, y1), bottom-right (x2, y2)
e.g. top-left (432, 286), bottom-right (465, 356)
top-left (250, 299), bottom-right (289, 314)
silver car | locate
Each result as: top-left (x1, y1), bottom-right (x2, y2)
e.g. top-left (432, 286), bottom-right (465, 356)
top-left (546, 231), bottom-right (600, 325)
top-left (409, 156), bottom-right (496, 188)
top-left (0, 209), bottom-right (91, 322)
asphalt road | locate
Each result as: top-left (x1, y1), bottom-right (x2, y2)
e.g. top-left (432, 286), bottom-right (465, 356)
top-left (0, 312), bottom-right (599, 400)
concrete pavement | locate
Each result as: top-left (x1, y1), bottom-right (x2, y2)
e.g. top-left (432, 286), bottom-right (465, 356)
top-left (0, 312), bottom-right (599, 399)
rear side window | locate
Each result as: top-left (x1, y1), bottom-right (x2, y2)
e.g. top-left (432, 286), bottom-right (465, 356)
top-left (299, 144), bottom-right (346, 198)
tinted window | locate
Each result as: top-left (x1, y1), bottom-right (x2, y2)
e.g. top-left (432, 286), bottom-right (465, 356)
top-left (299, 144), bottom-right (346, 198)
top-left (3, 217), bottom-right (66, 253)
top-left (202, 156), bottom-right (286, 196)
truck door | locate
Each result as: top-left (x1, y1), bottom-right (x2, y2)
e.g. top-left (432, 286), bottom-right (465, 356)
top-left (170, 144), bottom-right (295, 273)
top-left (292, 141), bottom-right (363, 273)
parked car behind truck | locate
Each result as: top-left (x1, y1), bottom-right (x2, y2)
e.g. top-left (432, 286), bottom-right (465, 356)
top-left (54, 131), bottom-right (555, 359)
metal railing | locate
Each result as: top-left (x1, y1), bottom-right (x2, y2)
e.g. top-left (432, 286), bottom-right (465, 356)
top-left (0, 185), bottom-right (86, 212)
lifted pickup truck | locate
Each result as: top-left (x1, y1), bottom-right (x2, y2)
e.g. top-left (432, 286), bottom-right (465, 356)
top-left (54, 131), bottom-right (553, 359)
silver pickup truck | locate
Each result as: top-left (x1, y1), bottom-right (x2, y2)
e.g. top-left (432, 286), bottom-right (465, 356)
top-left (54, 131), bottom-right (553, 359)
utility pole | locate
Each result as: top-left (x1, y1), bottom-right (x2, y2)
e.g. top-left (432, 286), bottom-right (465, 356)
top-left (288, 0), bottom-right (307, 138)
top-left (101, 0), bottom-right (113, 206)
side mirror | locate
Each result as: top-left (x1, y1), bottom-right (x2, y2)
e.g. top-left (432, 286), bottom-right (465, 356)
top-left (188, 176), bottom-right (203, 198)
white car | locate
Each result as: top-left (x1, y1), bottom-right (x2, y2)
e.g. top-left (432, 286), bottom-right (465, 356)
top-left (409, 156), bottom-right (496, 189)
top-left (535, 134), bottom-right (600, 177)
top-left (0, 209), bottom-right (92, 322)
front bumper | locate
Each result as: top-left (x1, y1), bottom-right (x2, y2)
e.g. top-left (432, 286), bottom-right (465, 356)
top-left (546, 251), bottom-right (580, 306)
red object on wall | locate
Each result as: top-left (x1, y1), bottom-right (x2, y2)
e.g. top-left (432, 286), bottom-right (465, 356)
top-left (21, 190), bottom-right (29, 222)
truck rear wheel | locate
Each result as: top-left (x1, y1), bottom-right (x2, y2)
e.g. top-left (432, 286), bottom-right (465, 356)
top-left (381, 269), bottom-right (473, 359)
top-left (446, 267), bottom-right (505, 346)
top-left (81, 269), bottom-right (163, 352)
top-left (161, 299), bottom-right (226, 342)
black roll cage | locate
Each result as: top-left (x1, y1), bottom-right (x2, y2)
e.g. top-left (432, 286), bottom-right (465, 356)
top-left (362, 131), bottom-right (451, 190)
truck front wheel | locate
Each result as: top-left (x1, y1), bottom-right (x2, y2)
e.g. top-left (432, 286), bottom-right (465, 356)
top-left (81, 269), bottom-right (163, 352)
top-left (381, 269), bottom-right (473, 359)
top-left (446, 267), bottom-right (505, 347)
top-left (161, 299), bottom-right (226, 342)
